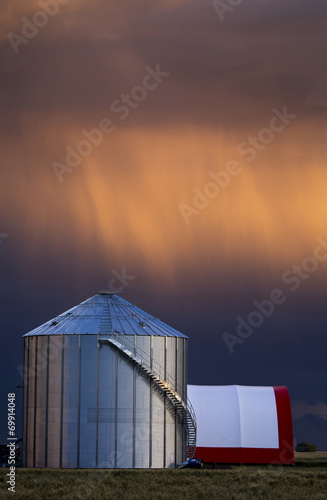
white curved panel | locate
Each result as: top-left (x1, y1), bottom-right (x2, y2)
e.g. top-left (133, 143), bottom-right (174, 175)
top-left (188, 385), bottom-right (279, 449)
top-left (237, 386), bottom-right (278, 448)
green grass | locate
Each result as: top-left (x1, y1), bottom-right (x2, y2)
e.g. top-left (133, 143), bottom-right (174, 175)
top-left (1, 453), bottom-right (326, 499)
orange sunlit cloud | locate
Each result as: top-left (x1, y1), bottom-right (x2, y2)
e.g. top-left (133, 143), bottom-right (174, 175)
top-left (2, 122), bottom-right (327, 282)
top-left (1, 0), bottom-right (327, 285)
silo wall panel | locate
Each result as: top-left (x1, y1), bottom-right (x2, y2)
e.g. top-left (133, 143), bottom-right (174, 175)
top-left (35, 336), bottom-right (48, 467)
top-left (79, 336), bottom-right (97, 468)
top-left (98, 344), bottom-right (116, 468)
top-left (184, 339), bottom-right (188, 401)
top-left (176, 338), bottom-right (185, 399)
top-left (26, 336), bottom-right (36, 467)
top-left (151, 390), bottom-right (164, 468)
top-left (47, 336), bottom-right (63, 468)
top-left (22, 338), bottom-right (29, 468)
top-left (175, 414), bottom-right (184, 464)
top-left (152, 337), bottom-right (165, 379)
top-left (135, 371), bottom-right (150, 468)
top-left (165, 405), bottom-right (176, 468)
top-left (166, 338), bottom-right (176, 389)
top-left (116, 355), bottom-right (134, 468)
top-left (181, 338), bottom-right (188, 461)
top-left (62, 335), bottom-right (80, 468)
top-left (135, 335), bottom-right (151, 359)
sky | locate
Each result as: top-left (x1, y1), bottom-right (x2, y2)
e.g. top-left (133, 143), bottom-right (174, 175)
top-left (1, 0), bottom-right (327, 450)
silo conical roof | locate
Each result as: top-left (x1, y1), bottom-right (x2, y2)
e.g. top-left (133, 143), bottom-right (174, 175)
top-left (23, 293), bottom-right (187, 338)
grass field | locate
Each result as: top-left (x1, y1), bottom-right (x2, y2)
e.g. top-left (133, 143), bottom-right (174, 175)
top-left (1, 453), bottom-right (327, 499)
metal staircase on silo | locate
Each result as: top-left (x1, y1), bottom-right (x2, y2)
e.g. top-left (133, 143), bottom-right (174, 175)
top-left (98, 333), bottom-right (197, 460)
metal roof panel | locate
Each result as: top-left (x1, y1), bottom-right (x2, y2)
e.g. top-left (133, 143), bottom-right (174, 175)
top-left (23, 293), bottom-right (188, 338)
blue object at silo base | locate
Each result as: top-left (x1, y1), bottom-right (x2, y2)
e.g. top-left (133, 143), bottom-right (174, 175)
top-left (178, 458), bottom-right (203, 469)
top-left (23, 293), bottom-right (188, 338)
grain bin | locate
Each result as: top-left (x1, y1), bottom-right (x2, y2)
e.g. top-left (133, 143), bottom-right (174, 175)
top-left (22, 293), bottom-right (196, 468)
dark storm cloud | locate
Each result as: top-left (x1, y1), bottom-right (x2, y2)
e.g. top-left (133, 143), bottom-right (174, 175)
top-left (293, 414), bottom-right (327, 450)
top-left (1, 0), bottom-right (327, 132)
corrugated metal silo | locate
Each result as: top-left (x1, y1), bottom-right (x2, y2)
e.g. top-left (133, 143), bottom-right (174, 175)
top-left (22, 293), bottom-right (196, 468)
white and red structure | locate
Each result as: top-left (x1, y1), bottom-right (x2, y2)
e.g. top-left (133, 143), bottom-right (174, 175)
top-left (188, 385), bottom-right (294, 465)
